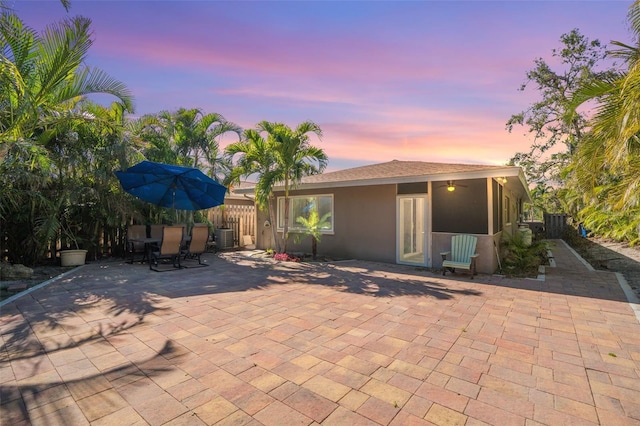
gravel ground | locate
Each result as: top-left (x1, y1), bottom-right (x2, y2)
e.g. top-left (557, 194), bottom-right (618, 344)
top-left (569, 237), bottom-right (640, 300)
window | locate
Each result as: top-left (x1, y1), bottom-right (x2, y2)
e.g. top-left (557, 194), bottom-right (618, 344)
top-left (505, 196), bottom-right (511, 224)
top-left (277, 194), bottom-right (334, 233)
top-left (492, 179), bottom-right (503, 232)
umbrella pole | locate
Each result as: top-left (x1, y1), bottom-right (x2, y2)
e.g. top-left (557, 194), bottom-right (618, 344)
top-left (172, 188), bottom-right (177, 224)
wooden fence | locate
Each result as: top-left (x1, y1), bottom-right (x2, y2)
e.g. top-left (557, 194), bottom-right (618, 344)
top-left (207, 204), bottom-right (256, 247)
top-left (544, 213), bottom-right (568, 239)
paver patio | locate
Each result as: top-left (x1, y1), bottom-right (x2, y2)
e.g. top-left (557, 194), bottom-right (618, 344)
top-left (1, 240), bottom-right (639, 425)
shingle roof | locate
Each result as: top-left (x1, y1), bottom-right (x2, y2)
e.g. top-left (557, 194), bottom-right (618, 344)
top-left (234, 160), bottom-right (529, 202)
top-left (300, 160), bottom-right (516, 185)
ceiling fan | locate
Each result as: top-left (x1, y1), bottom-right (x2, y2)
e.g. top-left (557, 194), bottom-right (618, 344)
top-left (437, 180), bottom-right (467, 192)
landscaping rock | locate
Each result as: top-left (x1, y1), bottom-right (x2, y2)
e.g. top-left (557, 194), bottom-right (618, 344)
top-left (0, 263), bottom-right (34, 280)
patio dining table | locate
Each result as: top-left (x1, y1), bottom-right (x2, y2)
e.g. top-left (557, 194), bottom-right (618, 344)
top-left (127, 237), bottom-right (161, 264)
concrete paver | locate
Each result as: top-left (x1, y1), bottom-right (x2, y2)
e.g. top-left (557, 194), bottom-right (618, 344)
top-left (1, 241), bottom-right (639, 425)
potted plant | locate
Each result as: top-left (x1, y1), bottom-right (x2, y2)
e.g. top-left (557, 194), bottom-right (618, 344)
top-left (59, 217), bottom-right (87, 267)
top-left (60, 248), bottom-right (87, 267)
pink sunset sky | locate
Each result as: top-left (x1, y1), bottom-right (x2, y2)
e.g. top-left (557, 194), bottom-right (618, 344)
top-left (19, 1), bottom-right (631, 171)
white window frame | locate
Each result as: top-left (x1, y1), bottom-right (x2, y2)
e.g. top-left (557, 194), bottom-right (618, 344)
top-left (505, 196), bottom-right (511, 226)
top-left (277, 194), bottom-right (334, 234)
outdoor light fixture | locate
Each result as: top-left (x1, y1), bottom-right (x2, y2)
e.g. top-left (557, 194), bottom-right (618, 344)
top-left (498, 177), bottom-right (508, 184)
top-left (447, 181), bottom-right (456, 192)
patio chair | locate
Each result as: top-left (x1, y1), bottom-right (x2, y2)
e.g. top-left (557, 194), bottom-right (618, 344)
top-left (150, 226), bottom-right (184, 271)
top-left (440, 234), bottom-right (479, 278)
top-left (175, 223), bottom-right (188, 246)
top-left (150, 224), bottom-right (164, 240)
top-left (182, 225), bottom-right (209, 267)
top-left (175, 223), bottom-right (188, 231)
top-left (126, 225), bottom-right (147, 264)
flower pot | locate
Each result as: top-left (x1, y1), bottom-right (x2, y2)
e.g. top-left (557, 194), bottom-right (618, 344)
top-left (60, 249), bottom-right (87, 267)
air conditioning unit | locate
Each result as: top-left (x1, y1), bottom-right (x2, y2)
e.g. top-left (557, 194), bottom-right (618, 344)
top-left (215, 228), bottom-right (234, 249)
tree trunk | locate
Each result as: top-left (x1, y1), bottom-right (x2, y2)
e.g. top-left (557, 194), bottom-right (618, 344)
top-left (267, 195), bottom-right (281, 253)
top-left (312, 236), bottom-right (317, 260)
top-left (282, 193), bottom-right (289, 253)
top-left (282, 178), bottom-right (291, 253)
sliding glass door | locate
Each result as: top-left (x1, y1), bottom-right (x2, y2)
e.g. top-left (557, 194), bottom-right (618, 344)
top-left (397, 195), bottom-right (428, 265)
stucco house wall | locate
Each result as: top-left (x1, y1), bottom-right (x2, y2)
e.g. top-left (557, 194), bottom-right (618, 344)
top-left (257, 185), bottom-right (398, 263)
top-left (248, 161), bottom-right (531, 275)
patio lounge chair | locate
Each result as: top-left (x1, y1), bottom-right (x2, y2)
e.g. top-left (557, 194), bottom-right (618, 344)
top-left (150, 226), bottom-right (184, 271)
top-left (441, 234), bottom-right (479, 278)
top-left (182, 225), bottom-right (209, 267)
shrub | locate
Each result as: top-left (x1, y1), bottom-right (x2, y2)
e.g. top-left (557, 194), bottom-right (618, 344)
top-left (501, 231), bottom-right (548, 277)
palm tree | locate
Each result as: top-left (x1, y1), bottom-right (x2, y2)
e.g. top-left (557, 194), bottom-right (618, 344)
top-left (0, 13), bottom-right (134, 263)
top-left (171, 108), bottom-right (242, 178)
top-left (256, 120), bottom-right (327, 253)
top-left (133, 112), bottom-right (180, 167)
top-left (1, 0), bottom-right (70, 12)
top-left (78, 101), bottom-right (141, 249)
top-left (566, 0), bottom-right (640, 242)
top-left (135, 108), bottom-right (240, 178)
top-left (130, 108), bottom-right (241, 224)
top-left (225, 128), bottom-right (281, 250)
top-left (0, 13), bottom-right (133, 148)
top-left (295, 208), bottom-right (332, 260)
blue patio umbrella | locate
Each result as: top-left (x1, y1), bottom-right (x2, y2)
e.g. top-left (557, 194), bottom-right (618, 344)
top-left (115, 161), bottom-right (226, 210)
